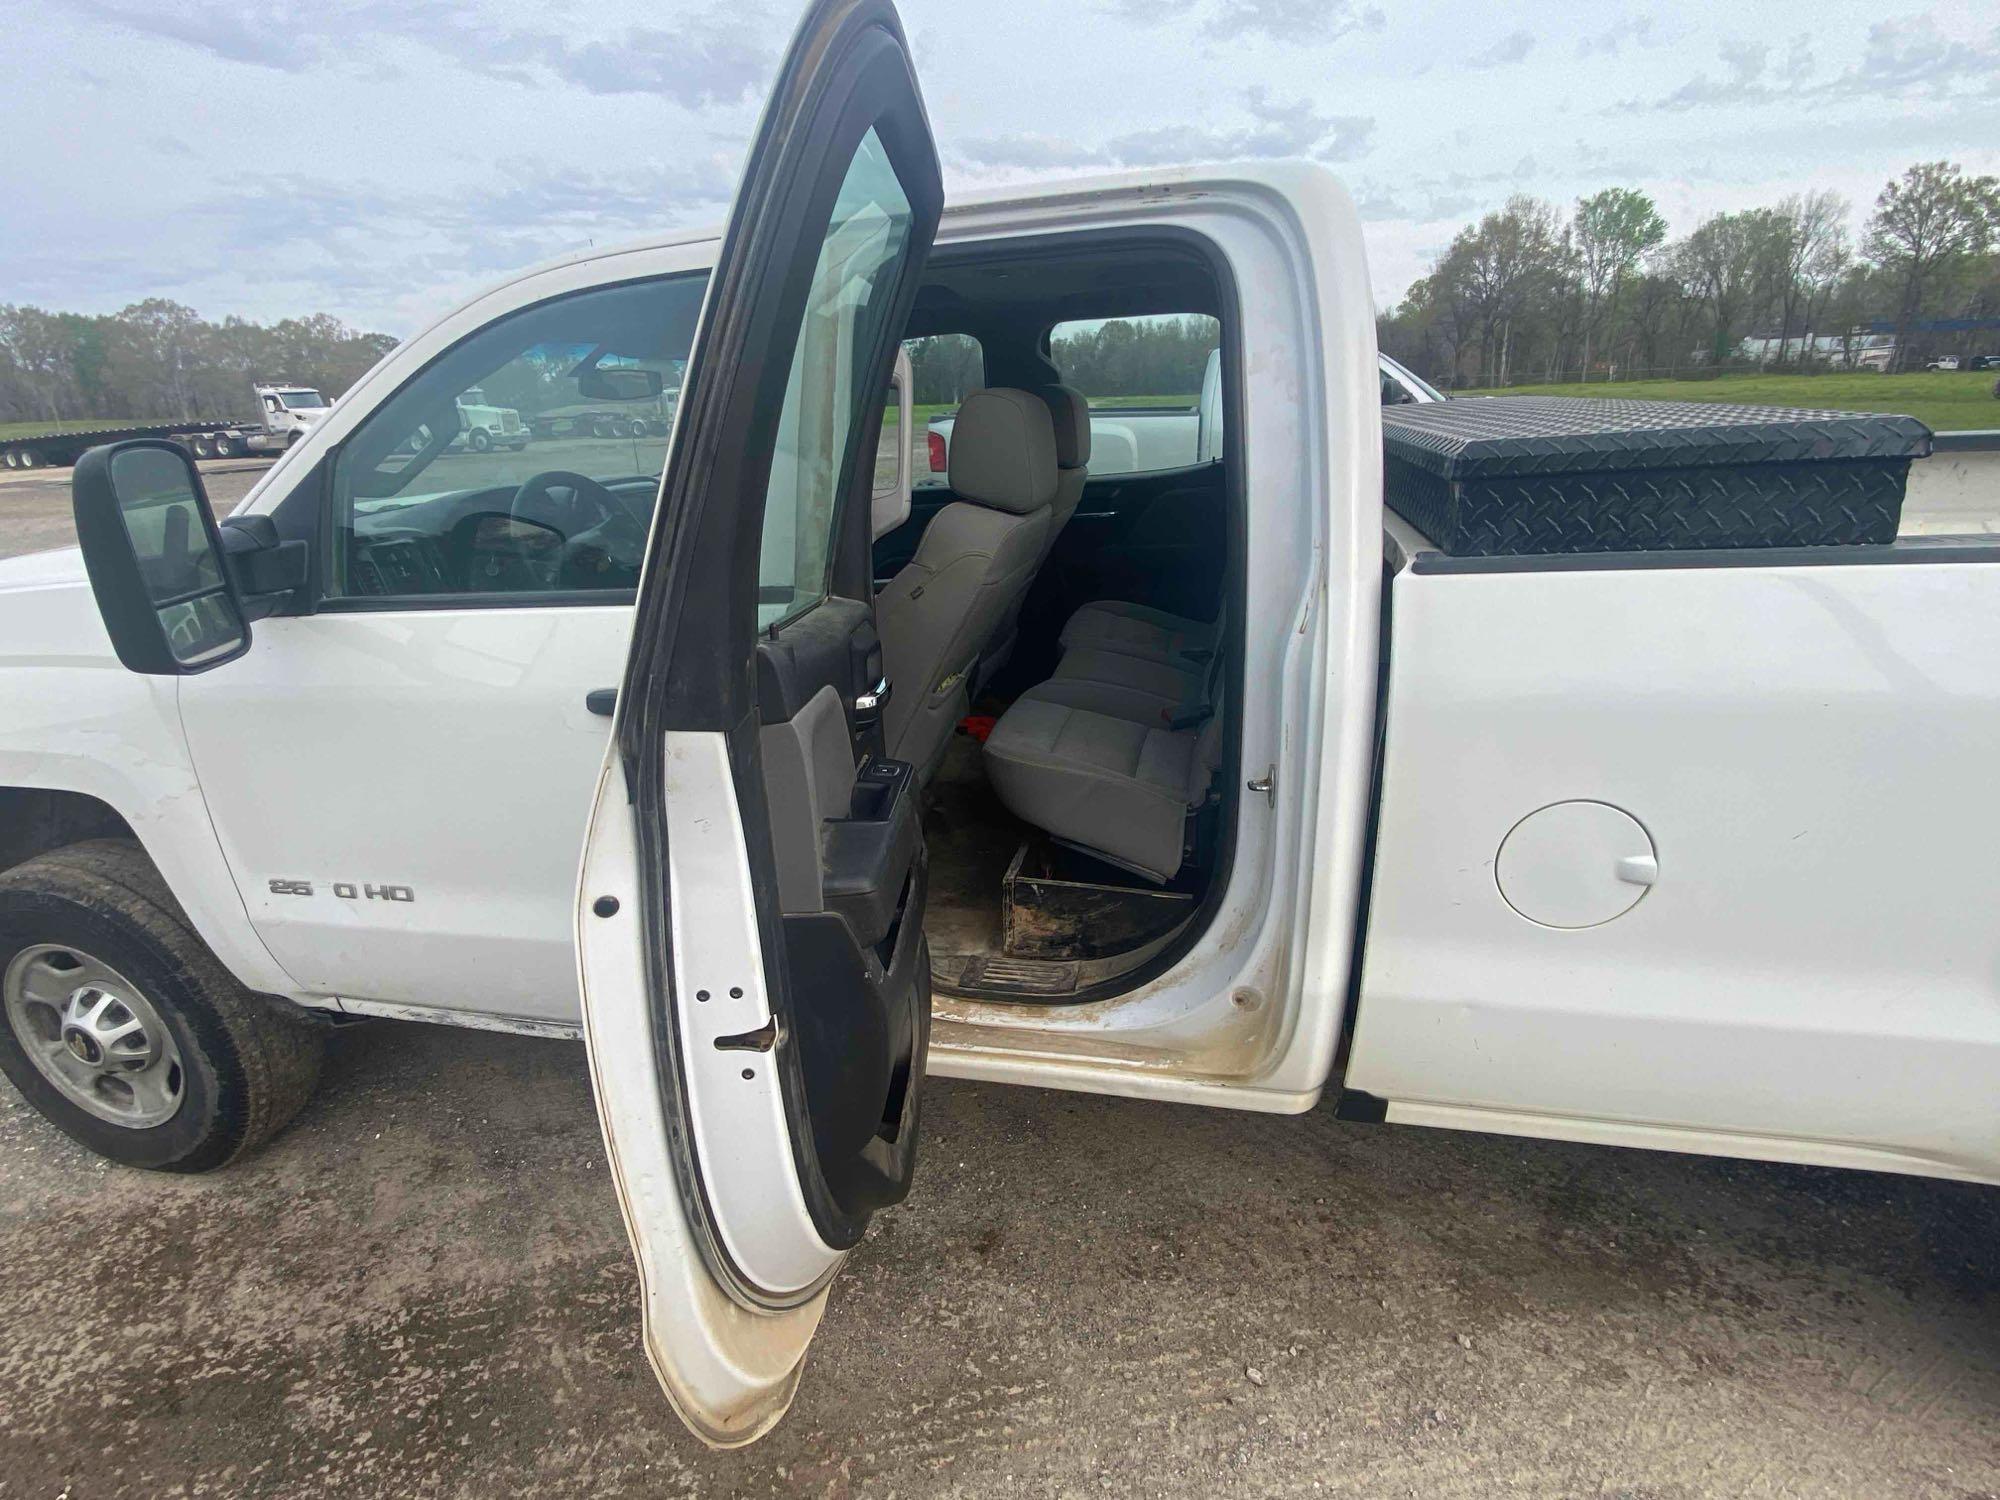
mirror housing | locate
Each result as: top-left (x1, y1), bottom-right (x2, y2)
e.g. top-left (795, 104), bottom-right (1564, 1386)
top-left (577, 364), bottom-right (664, 402)
top-left (72, 440), bottom-right (250, 675)
top-left (218, 513), bottom-right (309, 618)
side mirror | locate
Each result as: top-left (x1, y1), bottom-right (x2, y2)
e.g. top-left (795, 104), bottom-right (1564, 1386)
top-left (577, 364), bottom-right (664, 402)
top-left (72, 440), bottom-right (250, 674)
top-left (871, 347), bottom-right (914, 541)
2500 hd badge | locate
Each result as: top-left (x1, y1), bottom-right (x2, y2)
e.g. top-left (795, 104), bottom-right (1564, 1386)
top-left (268, 879), bottom-right (416, 902)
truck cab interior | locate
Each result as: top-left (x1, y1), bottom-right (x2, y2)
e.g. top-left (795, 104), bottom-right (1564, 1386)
top-left (873, 233), bottom-right (1240, 1004)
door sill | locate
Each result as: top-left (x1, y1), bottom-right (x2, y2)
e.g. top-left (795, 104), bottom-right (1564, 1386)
top-left (332, 996), bottom-right (583, 1040)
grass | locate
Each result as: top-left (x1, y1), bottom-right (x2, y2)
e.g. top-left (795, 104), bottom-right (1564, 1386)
top-left (1461, 371), bottom-right (1999, 435)
top-left (0, 418), bottom-right (146, 440)
top-left (913, 393), bottom-right (1196, 427)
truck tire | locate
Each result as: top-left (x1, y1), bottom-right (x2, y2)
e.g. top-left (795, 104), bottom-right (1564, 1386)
top-left (468, 428), bottom-right (493, 453)
top-left (2, 450), bottom-right (15, 470)
top-left (16, 449), bottom-right (40, 470)
top-left (0, 840), bottom-right (324, 1172)
top-left (213, 433), bottom-right (240, 458)
top-left (190, 434), bottom-right (215, 459)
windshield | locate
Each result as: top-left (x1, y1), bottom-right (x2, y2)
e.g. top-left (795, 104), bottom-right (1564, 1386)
top-left (279, 390), bottom-right (328, 410)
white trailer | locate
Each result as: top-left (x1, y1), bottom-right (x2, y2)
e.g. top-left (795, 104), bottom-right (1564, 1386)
top-left (0, 383), bottom-right (332, 470)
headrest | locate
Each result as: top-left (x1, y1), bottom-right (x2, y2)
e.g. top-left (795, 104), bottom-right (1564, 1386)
top-left (948, 388), bottom-right (1058, 514)
top-left (1035, 384), bottom-right (1091, 469)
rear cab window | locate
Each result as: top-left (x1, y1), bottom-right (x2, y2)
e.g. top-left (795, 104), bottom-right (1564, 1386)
top-left (1050, 314), bottom-right (1222, 477)
top-left (905, 334), bottom-right (982, 487)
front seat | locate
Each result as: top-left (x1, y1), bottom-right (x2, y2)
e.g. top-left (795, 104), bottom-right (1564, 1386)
top-left (979, 384), bottom-right (1091, 686)
top-left (877, 387), bottom-right (1057, 780)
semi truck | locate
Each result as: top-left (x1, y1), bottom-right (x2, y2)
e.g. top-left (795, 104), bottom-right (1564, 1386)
top-left (2, 0), bottom-right (1997, 1452)
top-left (0, 383), bottom-right (334, 470)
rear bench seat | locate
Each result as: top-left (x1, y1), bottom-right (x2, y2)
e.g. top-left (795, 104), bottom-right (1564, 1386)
top-left (982, 616), bottom-right (1222, 883)
top-left (1058, 600), bottom-right (1219, 669)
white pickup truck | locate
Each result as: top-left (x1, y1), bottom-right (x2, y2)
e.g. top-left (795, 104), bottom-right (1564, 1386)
top-left (926, 347), bottom-right (1442, 478)
top-left (2, 0), bottom-right (1995, 1449)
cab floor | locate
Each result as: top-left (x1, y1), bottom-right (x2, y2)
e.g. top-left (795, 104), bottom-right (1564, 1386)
top-left (919, 730), bottom-right (1022, 966)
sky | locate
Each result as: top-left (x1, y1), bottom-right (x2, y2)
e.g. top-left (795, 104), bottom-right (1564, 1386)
top-left (3, 0), bottom-right (1996, 335)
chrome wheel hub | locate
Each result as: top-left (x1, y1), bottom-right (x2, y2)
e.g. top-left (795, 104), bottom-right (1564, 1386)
top-left (4, 945), bottom-right (184, 1128)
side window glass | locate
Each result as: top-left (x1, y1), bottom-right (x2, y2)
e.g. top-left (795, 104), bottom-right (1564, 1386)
top-left (871, 354), bottom-right (913, 542)
top-left (874, 371), bottom-right (906, 504)
top-left (755, 127), bottom-right (914, 630)
top-left (1049, 314), bottom-right (1221, 477)
top-left (326, 273), bottom-right (705, 601)
top-left (902, 333), bottom-right (982, 487)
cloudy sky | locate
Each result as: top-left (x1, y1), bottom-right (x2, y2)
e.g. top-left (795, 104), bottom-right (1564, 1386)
top-left (5, 0), bottom-right (1996, 334)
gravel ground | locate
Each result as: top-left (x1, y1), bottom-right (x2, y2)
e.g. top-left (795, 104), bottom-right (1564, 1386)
top-left (0, 459), bottom-right (270, 559)
top-left (2, 454), bottom-right (1997, 1497)
top-left (1, 1020), bottom-right (1995, 1499)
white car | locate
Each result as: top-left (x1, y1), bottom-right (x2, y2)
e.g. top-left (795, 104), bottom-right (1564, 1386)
top-left (1, 0), bottom-right (1994, 1450)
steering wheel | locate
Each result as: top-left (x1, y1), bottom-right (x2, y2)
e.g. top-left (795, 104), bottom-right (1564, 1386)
top-left (495, 470), bottom-right (644, 590)
top-left (508, 469), bottom-right (650, 591)
top-left (507, 469), bottom-right (620, 536)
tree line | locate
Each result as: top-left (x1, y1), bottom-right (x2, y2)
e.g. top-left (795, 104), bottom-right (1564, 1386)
top-left (1378, 161), bottom-right (2000, 388)
top-left (0, 300), bottom-right (398, 427)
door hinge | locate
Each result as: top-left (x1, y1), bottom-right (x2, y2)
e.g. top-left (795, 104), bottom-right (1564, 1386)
top-left (1247, 764), bottom-right (1276, 807)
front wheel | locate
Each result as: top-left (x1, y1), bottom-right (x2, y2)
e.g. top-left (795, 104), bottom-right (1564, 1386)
top-left (0, 841), bottom-right (324, 1171)
top-left (468, 427), bottom-right (493, 453)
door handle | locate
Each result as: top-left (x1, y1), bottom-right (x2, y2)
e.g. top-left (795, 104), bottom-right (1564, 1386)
top-left (854, 676), bottom-right (892, 713)
top-left (585, 688), bottom-right (617, 717)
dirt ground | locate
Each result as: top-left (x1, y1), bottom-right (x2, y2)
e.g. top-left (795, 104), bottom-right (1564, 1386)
top-left (1, 1020), bottom-right (1995, 1499)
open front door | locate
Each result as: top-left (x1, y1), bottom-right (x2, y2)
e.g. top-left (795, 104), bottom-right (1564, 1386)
top-left (574, 0), bottom-right (942, 1448)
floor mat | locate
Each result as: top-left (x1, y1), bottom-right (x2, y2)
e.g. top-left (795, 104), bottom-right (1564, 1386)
top-left (921, 731), bottom-right (1024, 962)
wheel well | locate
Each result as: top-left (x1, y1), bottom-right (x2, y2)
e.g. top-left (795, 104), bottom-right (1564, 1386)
top-left (0, 788), bottom-right (137, 876)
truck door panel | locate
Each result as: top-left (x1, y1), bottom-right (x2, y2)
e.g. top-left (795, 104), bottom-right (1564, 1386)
top-left (177, 604), bottom-right (631, 1021)
top-left (1347, 551), bottom-right (2000, 1182)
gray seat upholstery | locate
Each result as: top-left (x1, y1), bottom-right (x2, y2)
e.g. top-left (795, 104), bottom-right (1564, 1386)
top-left (1032, 646), bottom-right (1210, 728)
top-left (982, 625), bottom-right (1224, 883)
top-left (983, 683), bottom-right (1222, 883)
top-left (1059, 599), bottom-right (1219, 668)
top-left (877, 388), bottom-right (1056, 780)
top-left (1036, 384), bottom-right (1092, 551)
top-left (980, 384), bottom-right (1091, 686)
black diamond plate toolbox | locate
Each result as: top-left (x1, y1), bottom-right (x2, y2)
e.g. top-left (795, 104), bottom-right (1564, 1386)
top-left (1382, 398), bottom-right (1933, 556)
